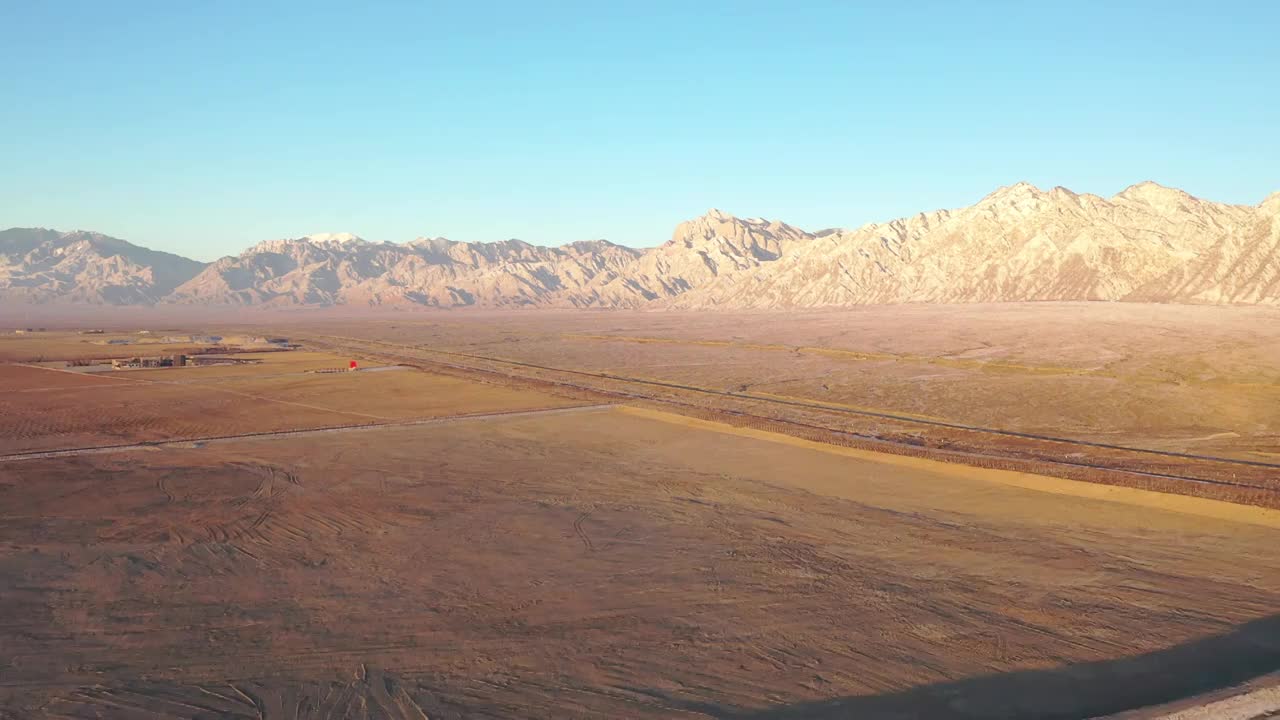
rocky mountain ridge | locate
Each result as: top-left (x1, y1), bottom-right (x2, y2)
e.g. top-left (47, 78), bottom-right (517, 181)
top-left (3, 181), bottom-right (1276, 308)
top-left (0, 228), bottom-right (206, 305)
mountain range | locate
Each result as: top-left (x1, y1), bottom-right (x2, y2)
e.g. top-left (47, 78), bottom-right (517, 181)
top-left (4, 181), bottom-right (1278, 309)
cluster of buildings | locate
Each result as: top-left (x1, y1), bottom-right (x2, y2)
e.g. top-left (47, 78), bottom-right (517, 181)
top-left (157, 334), bottom-right (291, 347)
top-left (111, 355), bottom-right (190, 370)
top-left (109, 354), bottom-right (266, 370)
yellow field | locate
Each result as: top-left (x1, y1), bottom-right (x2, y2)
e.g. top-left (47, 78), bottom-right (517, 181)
top-left (619, 406), bottom-right (1280, 530)
top-left (209, 368), bottom-right (583, 420)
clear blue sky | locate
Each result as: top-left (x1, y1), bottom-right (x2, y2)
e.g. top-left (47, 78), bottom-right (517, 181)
top-left (3, 1), bottom-right (1277, 261)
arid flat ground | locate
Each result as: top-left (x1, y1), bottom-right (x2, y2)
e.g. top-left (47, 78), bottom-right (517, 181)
top-left (0, 354), bottom-right (578, 455)
top-left (0, 332), bottom-right (219, 364)
top-left (2, 303), bottom-right (1279, 719)
top-left (282, 303), bottom-right (1280, 462)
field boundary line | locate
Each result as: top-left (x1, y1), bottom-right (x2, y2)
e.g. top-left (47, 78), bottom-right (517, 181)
top-left (14, 362), bottom-right (139, 383)
top-left (616, 405), bottom-right (1280, 530)
top-left (0, 403), bottom-right (614, 463)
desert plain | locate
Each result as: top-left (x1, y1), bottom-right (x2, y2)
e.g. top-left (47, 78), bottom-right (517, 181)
top-left (2, 302), bottom-right (1279, 719)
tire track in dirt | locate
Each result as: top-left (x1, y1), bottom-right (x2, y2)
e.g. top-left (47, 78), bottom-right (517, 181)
top-left (156, 476), bottom-right (174, 503)
top-left (573, 510), bottom-right (595, 551)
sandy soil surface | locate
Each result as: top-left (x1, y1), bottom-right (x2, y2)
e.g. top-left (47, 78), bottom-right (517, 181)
top-left (278, 304), bottom-right (1279, 462)
top-left (11, 303), bottom-right (1276, 458)
top-left (0, 364), bottom-right (125, 393)
top-left (3, 406), bottom-right (1278, 719)
top-left (208, 371), bottom-right (583, 421)
top-left (0, 372), bottom-right (359, 454)
top-left (3, 305), bottom-right (1278, 718)
top-left (0, 355), bottom-right (576, 455)
top-left (293, 328), bottom-right (1280, 509)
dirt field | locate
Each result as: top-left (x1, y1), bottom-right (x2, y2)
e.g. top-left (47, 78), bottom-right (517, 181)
top-left (2, 405), bottom-right (1278, 718)
top-left (208, 371), bottom-right (582, 421)
top-left (3, 305), bottom-right (1278, 718)
top-left (0, 372), bottom-right (354, 455)
top-left (286, 304), bottom-right (1280, 462)
top-left (0, 363), bottom-right (126, 393)
top-left (0, 353), bottom-right (578, 455)
top-left (0, 330), bottom-right (255, 363)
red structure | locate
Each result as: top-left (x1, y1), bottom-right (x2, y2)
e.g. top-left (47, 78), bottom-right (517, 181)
top-left (349, 360), bottom-right (359, 370)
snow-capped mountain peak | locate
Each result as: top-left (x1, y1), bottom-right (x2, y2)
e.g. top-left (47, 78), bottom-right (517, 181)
top-left (301, 232), bottom-right (365, 245)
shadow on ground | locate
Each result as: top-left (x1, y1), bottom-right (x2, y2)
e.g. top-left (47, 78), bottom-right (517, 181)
top-left (27, 614), bottom-right (1280, 719)
top-left (687, 613), bottom-right (1280, 719)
